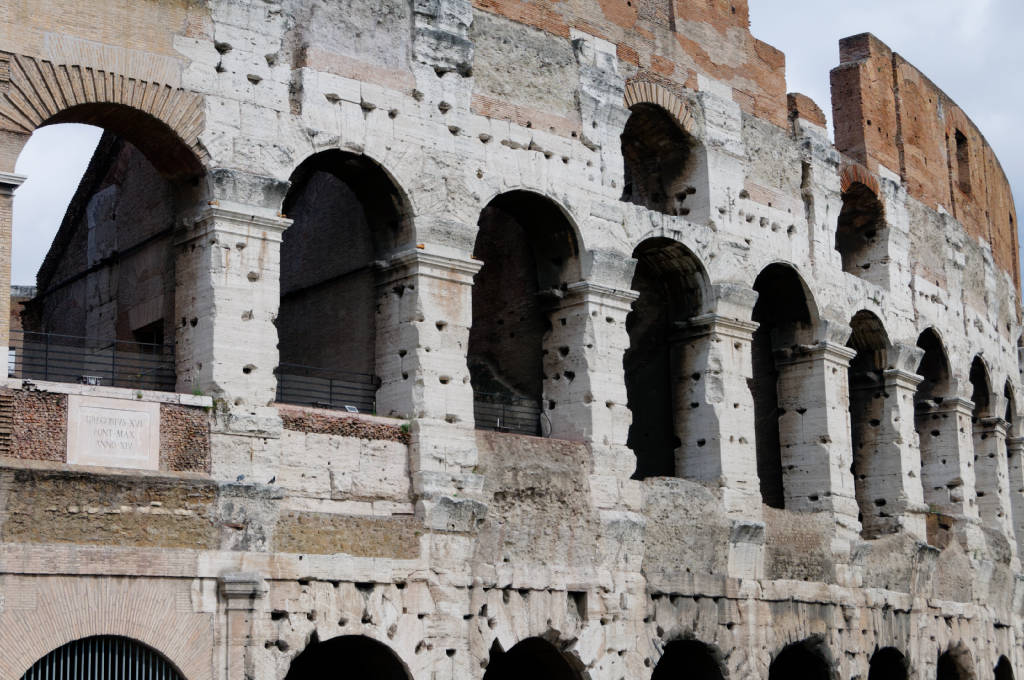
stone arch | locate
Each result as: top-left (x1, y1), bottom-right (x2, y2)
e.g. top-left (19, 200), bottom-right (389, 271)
top-left (624, 237), bottom-right (711, 478)
top-left (995, 656), bottom-right (1014, 680)
top-left (482, 636), bottom-right (585, 680)
top-left (623, 81), bottom-right (697, 136)
top-left (284, 633), bottom-right (411, 680)
top-left (868, 647), bottom-right (909, 680)
top-left (0, 53), bottom-right (206, 180)
top-left (0, 577), bottom-right (212, 680)
top-left (836, 164), bottom-right (887, 279)
top-left (1004, 380), bottom-right (1017, 435)
top-left (469, 190), bottom-right (583, 436)
top-left (970, 355), bottom-right (993, 418)
top-left (619, 88), bottom-right (708, 220)
top-left (768, 637), bottom-right (833, 680)
top-left (937, 645), bottom-right (976, 680)
top-left (651, 639), bottom-right (726, 680)
top-left (970, 354), bottom-right (1011, 534)
top-left (19, 635), bottom-right (186, 680)
top-left (750, 262), bottom-right (819, 508)
top-left (847, 310), bottom-right (896, 537)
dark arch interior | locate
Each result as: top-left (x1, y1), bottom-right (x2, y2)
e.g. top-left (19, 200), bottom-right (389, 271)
top-left (868, 647), bottom-right (908, 680)
top-left (276, 151), bottom-right (410, 408)
top-left (970, 356), bottom-right (992, 419)
top-left (915, 329), bottom-right (951, 404)
top-left (1005, 382), bottom-right (1016, 428)
top-left (937, 649), bottom-right (971, 680)
top-left (483, 638), bottom-right (581, 680)
top-left (620, 103), bottom-right (699, 216)
top-left (847, 310), bottom-right (890, 535)
top-left (625, 238), bottom-right (705, 479)
top-left (995, 656), bottom-right (1014, 680)
top-left (21, 635), bottom-right (184, 680)
top-left (750, 264), bottom-right (813, 508)
top-left (285, 634), bottom-right (409, 680)
top-left (651, 639), bottom-right (724, 680)
top-left (835, 181), bottom-right (885, 275)
top-left (768, 640), bottom-right (830, 680)
top-left (468, 191), bottom-right (580, 434)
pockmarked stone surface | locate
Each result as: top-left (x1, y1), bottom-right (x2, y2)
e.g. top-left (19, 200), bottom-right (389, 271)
top-left (66, 395), bottom-right (160, 470)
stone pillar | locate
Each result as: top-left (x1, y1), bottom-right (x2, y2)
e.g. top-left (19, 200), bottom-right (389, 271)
top-left (874, 364), bottom-right (928, 539)
top-left (974, 416), bottom-right (1014, 542)
top-left (917, 396), bottom-right (983, 547)
top-left (376, 248), bottom-right (483, 503)
top-left (775, 341), bottom-right (861, 536)
top-left (0, 172), bottom-right (26, 364)
top-left (672, 313), bottom-right (761, 516)
top-left (1007, 437), bottom-right (1024, 550)
top-left (542, 281), bottom-right (638, 509)
top-left (218, 572), bottom-right (267, 680)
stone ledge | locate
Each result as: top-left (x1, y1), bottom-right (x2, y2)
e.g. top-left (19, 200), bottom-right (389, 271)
top-left (3, 378), bottom-right (213, 408)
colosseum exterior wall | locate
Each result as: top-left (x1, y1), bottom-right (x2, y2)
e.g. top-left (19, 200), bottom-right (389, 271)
top-left (0, 1), bottom-right (1021, 679)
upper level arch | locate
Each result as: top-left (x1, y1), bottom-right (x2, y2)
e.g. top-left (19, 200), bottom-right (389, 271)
top-left (769, 637), bottom-right (833, 680)
top-left (20, 635), bottom-right (186, 680)
top-left (284, 633), bottom-right (411, 680)
top-left (483, 636), bottom-right (585, 680)
top-left (651, 639), bottom-right (726, 680)
top-left (0, 53), bottom-right (206, 180)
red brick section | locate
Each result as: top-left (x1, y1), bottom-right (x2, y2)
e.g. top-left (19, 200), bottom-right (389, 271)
top-left (279, 405), bottom-right (411, 444)
top-left (787, 92), bottom-right (826, 128)
top-left (839, 163), bottom-right (880, 197)
top-left (9, 390), bottom-right (66, 462)
top-left (471, 0), bottom-right (789, 128)
top-left (831, 33), bottom-right (1019, 288)
top-left (159, 404), bottom-right (211, 473)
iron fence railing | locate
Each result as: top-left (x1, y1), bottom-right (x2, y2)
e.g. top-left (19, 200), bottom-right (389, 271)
top-left (8, 329), bottom-right (175, 392)
top-left (275, 362), bottom-right (378, 413)
top-left (473, 391), bottom-right (543, 436)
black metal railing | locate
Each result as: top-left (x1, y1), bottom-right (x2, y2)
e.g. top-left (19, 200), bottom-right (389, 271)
top-left (8, 329), bottom-right (175, 392)
top-left (473, 391), bottom-right (543, 436)
top-left (275, 362), bottom-right (378, 413)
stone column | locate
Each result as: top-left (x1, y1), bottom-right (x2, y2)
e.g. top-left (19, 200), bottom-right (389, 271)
top-left (874, 363), bottom-right (928, 539)
top-left (974, 416), bottom-right (1014, 543)
top-left (0, 172), bottom-right (26, 364)
top-left (917, 396), bottom-right (983, 547)
top-left (774, 340), bottom-right (861, 536)
top-left (376, 248), bottom-right (483, 506)
top-left (672, 313), bottom-right (761, 516)
top-left (542, 281), bottom-right (638, 509)
top-left (175, 205), bottom-right (290, 482)
top-left (1006, 437), bottom-right (1024, 550)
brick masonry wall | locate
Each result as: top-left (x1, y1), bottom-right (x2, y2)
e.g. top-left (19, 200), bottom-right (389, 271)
top-left (159, 404), bottom-right (211, 473)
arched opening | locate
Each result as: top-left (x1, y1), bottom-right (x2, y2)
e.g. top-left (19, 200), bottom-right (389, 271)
top-left (835, 181), bottom-right (886, 277)
top-left (624, 237), bottom-right (706, 479)
top-left (285, 634), bottom-right (410, 680)
top-left (995, 656), bottom-right (1014, 680)
top-left (768, 639), bottom-right (830, 680)
top-left (970, 355), bottom-right (1011, 534)
top-left (868, 647), bottom-right (909, 680)
top-left (482, 638), bottom-right (582, 680)
top-left (469, 191), bottom-right (580, 436)
top-left (750, 263), bottom-right (815, 508)
top-left (651, 639), bottom-right (724, 680)
top-left (14, 107), bottom-right (204, 393)
top-left (620, 103), bottom-right (707, 220)
top-left (276, 150), bottom-right (412, 413)
top-left (846, 310), bottom-right (893, 537)
top-left (970, 356), bottom-right (992, 420)
top-left (1004, 382), bottom-right (1016, 434)
top-left (20, 635), bottom-right (185, 680)
top-left (937, 647), bottom-right (974, 680)
top-left (914, 328), bottom-right (956, 543)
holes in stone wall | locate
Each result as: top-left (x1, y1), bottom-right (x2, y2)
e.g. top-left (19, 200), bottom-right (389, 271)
top-left (835, 181), bottom-right (886, 276)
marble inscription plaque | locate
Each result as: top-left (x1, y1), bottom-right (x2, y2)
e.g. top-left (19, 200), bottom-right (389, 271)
top-left (66, 395), bottom-right (160, 470)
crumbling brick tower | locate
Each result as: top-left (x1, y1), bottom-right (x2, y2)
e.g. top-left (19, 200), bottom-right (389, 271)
top-left (0, 2), bottom-right (1020, 680)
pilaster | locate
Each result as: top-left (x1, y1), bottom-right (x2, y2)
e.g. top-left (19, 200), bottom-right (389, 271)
top-left (0, 172), bottom-right (27, 365)
top-left (974, 416), bottom-right (1014, 546)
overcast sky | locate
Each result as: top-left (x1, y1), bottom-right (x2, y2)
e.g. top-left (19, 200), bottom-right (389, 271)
top-left (11, 1), bottom-right (1024, 285)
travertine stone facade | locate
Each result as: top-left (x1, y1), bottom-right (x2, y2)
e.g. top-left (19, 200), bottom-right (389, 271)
top-left (0, 1), bottom-right (1022, 679)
